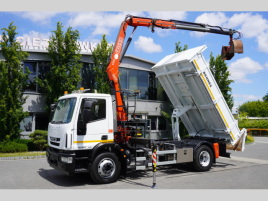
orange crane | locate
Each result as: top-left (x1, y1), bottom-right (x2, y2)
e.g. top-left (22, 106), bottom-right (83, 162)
top-left (106, 14), bottom-right (243, 124)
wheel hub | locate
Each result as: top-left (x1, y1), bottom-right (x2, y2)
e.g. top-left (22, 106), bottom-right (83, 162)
top-left (98, 158), bottom-right (115, 178)
top-left (199, 150), bottom-right (210, 167)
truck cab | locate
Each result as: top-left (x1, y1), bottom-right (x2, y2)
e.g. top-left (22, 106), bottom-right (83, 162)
top-left (47, 91), bottom-right (116, 176)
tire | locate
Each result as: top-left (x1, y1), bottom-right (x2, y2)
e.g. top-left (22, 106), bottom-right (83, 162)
top-left (193, 145), bottom-right (213, 172)
top-left (90, 152), bottom-right (121, 184)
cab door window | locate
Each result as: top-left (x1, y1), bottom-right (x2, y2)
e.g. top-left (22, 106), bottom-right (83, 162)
top-left (77, 98), bottom-right (106, 135)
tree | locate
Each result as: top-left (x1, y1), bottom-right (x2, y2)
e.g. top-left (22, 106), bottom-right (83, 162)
top-left (37, 22), bottom-right (82, 114)
top-left (0, 22), bottom-right (29, 141)
top-left (209, 53), bottom-right (234, 109)
top-left (239, 100), bottom-right (268, 117)
top-left (29, 130), bottom-right (48, 151)
top-left (175, 41), bottom-right (188, 53)
top-left (91, 34), bottom-right (112, 94)
top-left (263, 92), bottom-right (268, 102)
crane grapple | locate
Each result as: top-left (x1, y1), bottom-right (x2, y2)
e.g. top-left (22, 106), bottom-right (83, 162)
top-left (221, 39), bottom-right (243, 60)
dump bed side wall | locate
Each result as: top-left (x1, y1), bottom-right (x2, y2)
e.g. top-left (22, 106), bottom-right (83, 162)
top-left (191, 54), bottom-right (240, 142)
top-left (152, 46), bottom-right (244, 145)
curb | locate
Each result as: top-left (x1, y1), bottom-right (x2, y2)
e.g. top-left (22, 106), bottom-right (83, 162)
top-left (0, 152), bottom-right (46, 161)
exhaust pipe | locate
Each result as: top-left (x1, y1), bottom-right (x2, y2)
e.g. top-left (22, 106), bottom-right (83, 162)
top-left (221, 40), bottom-right (243, 60)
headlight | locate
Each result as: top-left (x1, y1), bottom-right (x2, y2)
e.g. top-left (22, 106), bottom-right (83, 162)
top-left (61, 156), bottom-right (73, 164)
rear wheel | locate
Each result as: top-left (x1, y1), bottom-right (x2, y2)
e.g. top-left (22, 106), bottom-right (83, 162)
top-left (193, 145), bottom-right (213, 171)
top-left (90, 152), bottom-right (121, 184)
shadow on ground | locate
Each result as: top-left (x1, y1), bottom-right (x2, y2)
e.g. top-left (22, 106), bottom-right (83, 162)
top-left (38, 161), bottom-right (236, 187)
top-left (38, 168), bottom-right (95, 187)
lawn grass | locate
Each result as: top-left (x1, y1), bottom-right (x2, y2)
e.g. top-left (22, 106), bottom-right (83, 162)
top-left (0, 151), bottom-right (46, 158)
top-left (246, 135), bottom-right (255, 143)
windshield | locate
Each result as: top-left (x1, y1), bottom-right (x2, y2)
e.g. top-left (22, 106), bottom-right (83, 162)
top-left (51, 98), bottom-right (77, 124)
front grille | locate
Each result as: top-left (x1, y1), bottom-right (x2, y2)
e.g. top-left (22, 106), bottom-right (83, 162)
top-left (51, 142), bottom-right (60, 146)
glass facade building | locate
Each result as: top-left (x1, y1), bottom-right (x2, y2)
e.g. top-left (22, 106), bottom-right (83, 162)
top-left (0, 44), bottom-right (171, 139)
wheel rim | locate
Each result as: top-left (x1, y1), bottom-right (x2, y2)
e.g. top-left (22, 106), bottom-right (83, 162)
top-left (199, 150), bottom-right (210, 167)
top-left (97, 158), bottom-right (116, 179)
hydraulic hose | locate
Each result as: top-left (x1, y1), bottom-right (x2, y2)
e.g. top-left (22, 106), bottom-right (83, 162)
top-left (125, 141), bottom-right (150, 159)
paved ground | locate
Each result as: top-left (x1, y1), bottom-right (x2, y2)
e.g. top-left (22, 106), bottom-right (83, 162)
top-left (1, 137), bottom-right (268, 191)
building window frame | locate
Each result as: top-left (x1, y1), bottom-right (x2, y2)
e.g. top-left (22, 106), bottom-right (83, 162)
top-left (23, 61), bottom-right (51, 94)
top-left (147, 115), bottom-right (167, 131)
top-left (119, 67), bottom-right (157, 100)
top-left (20, 112), bottom-right (49, 138)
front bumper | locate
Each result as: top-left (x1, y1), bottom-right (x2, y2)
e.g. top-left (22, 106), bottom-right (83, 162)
top-left (46, 147), bottom-right (76, 176)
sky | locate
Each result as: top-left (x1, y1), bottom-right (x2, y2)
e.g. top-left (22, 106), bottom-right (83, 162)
top-left (1, 1), bottom-right (268, 110)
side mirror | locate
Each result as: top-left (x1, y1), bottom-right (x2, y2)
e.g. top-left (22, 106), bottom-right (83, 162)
top-left (82, 100), bottom-right (92, 123)
top-left (50, 103), bottom-right (57, 111)
top-left (50, 103), bottom-right (57, 121)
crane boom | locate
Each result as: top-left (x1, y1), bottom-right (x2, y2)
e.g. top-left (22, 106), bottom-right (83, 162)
top-left (106, 14), bottom-right (243, 123)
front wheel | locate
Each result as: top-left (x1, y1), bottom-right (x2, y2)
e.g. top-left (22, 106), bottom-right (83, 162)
top-left (90, 152), bottom-right (121, 184)
top-left (193, 145), bottom-right (213, 172)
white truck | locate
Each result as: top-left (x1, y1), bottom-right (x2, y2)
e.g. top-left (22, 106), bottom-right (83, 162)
top-left (46, 15), bottom-right (246, 184)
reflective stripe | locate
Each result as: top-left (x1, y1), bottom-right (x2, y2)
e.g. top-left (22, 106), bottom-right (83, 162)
top-left (200, 73), bottom-right (215, 100)
top-left (193, 59), bottom-right (200, 70)
top-left (73, 140), bottom-right (114, 144)
top-left (215, 103), bottom-right (236, 141)
top-left (193, 59), bottom-right (215, 100)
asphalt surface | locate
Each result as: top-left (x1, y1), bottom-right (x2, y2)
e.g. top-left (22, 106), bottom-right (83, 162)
top-left (1, 137), bottom-right (268, 191)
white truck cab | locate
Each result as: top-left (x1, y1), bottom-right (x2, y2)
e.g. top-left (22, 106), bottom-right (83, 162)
top-left (48, 93), bottom-right (115, 151)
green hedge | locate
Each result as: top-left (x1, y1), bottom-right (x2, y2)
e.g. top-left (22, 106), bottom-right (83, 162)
top-left (0, 141), bottom-right (28, 153)
top-left (239, 119), bottom-right (268, 129)
top-left (13, 138), bottom-right (35, 151)
top-left (0, 130), bottom-right (48, 153)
